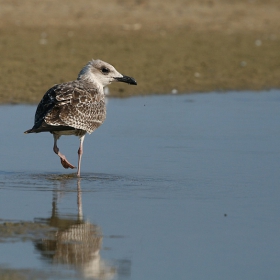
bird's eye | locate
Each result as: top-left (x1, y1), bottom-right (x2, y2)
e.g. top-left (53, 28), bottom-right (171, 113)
top-left (101, 67), bottom-right (110, 74)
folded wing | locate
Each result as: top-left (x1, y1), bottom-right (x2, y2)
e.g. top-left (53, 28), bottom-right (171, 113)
top-left (33, 80), bottom-right (106, 134)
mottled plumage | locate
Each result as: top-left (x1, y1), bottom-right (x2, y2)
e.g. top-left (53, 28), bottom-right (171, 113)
top-left (30, 80), bottom-right (106, 134)
top-left (25, 59), bottom-right (137, 176)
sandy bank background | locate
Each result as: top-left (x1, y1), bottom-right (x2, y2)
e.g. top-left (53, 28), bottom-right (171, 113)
top-left (0, 0), bottom-right (280, 103)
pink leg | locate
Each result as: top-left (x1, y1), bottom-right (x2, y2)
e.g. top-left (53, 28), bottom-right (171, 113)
top-left (53, 134), bottom-right (76, 169)
top-left (77, 135), bottom-right (85, 177)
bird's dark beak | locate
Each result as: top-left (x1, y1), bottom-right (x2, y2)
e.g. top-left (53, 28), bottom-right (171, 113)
top-left (115, 75), bottom-right (137, 85)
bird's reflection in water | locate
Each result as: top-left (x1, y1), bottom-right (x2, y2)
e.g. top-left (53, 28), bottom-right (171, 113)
top-left (34, 178), bottom-right (116, 280)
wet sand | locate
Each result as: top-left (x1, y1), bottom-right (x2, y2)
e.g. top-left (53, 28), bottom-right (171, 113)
top-left (0, 0), bottom-right (280, 103)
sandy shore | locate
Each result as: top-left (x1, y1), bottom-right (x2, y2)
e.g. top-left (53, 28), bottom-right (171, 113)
top-left (0, 0), bottom-right (280, 103)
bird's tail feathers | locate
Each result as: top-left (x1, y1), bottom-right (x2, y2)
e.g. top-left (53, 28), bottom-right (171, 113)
top-left (24, 125), bottom-right (76, 134)
top-left (24, 128), bottom-right (34, 134)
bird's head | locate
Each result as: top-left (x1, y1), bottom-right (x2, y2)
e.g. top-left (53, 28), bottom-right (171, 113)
top-left (78, 59), bottom-right (137, 88)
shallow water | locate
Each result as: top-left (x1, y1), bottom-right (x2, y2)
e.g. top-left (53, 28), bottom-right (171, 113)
top-left (0, 91), bottom-right (280, 279)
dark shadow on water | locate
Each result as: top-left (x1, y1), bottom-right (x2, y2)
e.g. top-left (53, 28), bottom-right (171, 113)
top-left (33, 179), bottom-right (119, 280)
top-left (43, 172), bottom-right (126, 183)
top-left (0, 171), bottom-right (130, 192)
top-left (0, 177), bottom-right (132, 279)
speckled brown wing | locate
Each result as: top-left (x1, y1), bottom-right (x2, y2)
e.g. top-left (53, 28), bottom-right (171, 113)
top-left (43, 80), bottom-right (106, 134)
top-left (30, 83), bottom-right (64, 131)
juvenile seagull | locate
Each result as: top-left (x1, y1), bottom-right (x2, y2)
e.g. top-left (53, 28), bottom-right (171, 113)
top-left (24, 59), bottom-right (137, 176)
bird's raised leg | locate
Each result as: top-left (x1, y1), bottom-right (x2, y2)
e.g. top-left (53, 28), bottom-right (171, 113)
top-left (77, 135), bottom-right (85, 177)
top-left (53, 134), bottom-right (76, 169)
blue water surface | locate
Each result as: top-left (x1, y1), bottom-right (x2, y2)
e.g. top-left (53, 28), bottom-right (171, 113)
top-left (0, 90), bottom-right (280, 280)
